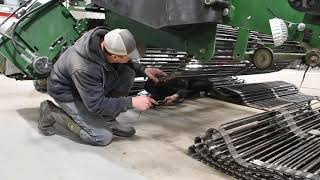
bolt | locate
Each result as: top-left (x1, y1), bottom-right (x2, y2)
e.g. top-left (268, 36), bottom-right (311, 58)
top-left (310, 55), bottom-right (318, 62)
top-left (222, 8), bottom-right (230, 16)
top-left (297, 23), bottom-right (306, 31)
top-left (199, 48), bottom-right (206, 53)
top-left (49, 46), bottom-right (54, 51)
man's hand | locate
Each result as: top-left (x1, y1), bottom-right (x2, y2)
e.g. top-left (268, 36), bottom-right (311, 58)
top-left (144, 68), bottom-right (167, 83)
top-left (132, 96), bottom-right (158, 112)
top-left (164, 94), bottom-right (179, 105)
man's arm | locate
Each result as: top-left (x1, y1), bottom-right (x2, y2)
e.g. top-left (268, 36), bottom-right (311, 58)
top-left (127, 61), bottom-right (167, 83)
top-left (127, 60), bottom-right (146, 77)
top-left (71, 69), bottom-right (133, 116)
top-left (176, 89), bottom-right (195, 99)
top-left (163, 89), bottom-right (195, 105)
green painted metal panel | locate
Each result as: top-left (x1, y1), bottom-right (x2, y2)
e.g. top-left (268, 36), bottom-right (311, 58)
top-left (306, 24), bottom-right (320, 48)
top-left (105, 11), bottom-right (217, 61)
top-left (15, 1), bottom-right (83, 60)
top-left (226, 0), bottom-right (305, 34)
top-left (233, 28), bottom-right (249, 60)
top-left (184, 24), bottom-right (217, 61)
top-left (0, 1), bottom-right (86, 79)
top-left (225, 0), bottom-right (309, 60)
top-left (303, 15), bottom-right (320, 49)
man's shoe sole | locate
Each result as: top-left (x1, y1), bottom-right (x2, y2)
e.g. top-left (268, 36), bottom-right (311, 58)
top-left (112, 128), bottom-right (136, 137)
top-left (38, 100), bottom-right (57, 136)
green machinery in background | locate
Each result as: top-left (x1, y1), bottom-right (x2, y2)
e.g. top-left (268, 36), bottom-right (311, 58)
top-left (0, 0), bottom-right (88, 79)
top-left (0, 0), bottom-right (319, 80)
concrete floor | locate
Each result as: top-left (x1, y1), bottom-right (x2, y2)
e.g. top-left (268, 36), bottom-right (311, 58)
top-left (0, 69), bottom-right (319, 180)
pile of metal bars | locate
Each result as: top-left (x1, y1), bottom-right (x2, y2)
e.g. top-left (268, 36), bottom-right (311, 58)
top-left (189, 101), bottom-right (320, 180)
top-left (209, 76), bottom-right (245, 87)
top-left (207, 81), bottom-right (316, 110)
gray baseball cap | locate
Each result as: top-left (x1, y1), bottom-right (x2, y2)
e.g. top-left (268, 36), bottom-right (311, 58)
top-left (103, 29), bottom-right (141, 60)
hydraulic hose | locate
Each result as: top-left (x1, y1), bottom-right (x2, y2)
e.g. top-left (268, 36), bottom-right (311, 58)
top-left (0, 0), bottom-right (32, 28)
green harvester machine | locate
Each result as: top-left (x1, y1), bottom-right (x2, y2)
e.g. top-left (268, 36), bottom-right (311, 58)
top-left (0, 0), bottom-right (319, 81)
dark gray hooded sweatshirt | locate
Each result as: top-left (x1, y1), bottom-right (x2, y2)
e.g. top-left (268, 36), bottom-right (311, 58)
top-left (47, 27), bottom-right (145, 116)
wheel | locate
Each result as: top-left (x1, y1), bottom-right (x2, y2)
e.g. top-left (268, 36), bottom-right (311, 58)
top-left (252, 48), bottom-right (274, 69)
top-left (305, 50), bottom-right (320, 67)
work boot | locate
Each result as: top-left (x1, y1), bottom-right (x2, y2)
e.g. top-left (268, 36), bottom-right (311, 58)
top-left (39, 100), bottom-right (83, 137)
top-left (38, 100), bottom-right (58, 136)
top-left (107, 119), bottom-right (136, 137)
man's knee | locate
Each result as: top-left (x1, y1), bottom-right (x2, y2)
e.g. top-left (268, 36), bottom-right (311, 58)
top-left (55, 100), bottom-right (113, 146)
top-left (79, 128), bottom-right (113, 146)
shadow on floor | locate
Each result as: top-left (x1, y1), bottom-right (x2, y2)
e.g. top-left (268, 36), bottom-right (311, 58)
top-left (16, 108), bottom-right (83, 144)
top-left (16, 108), bottom-right (144, 145)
